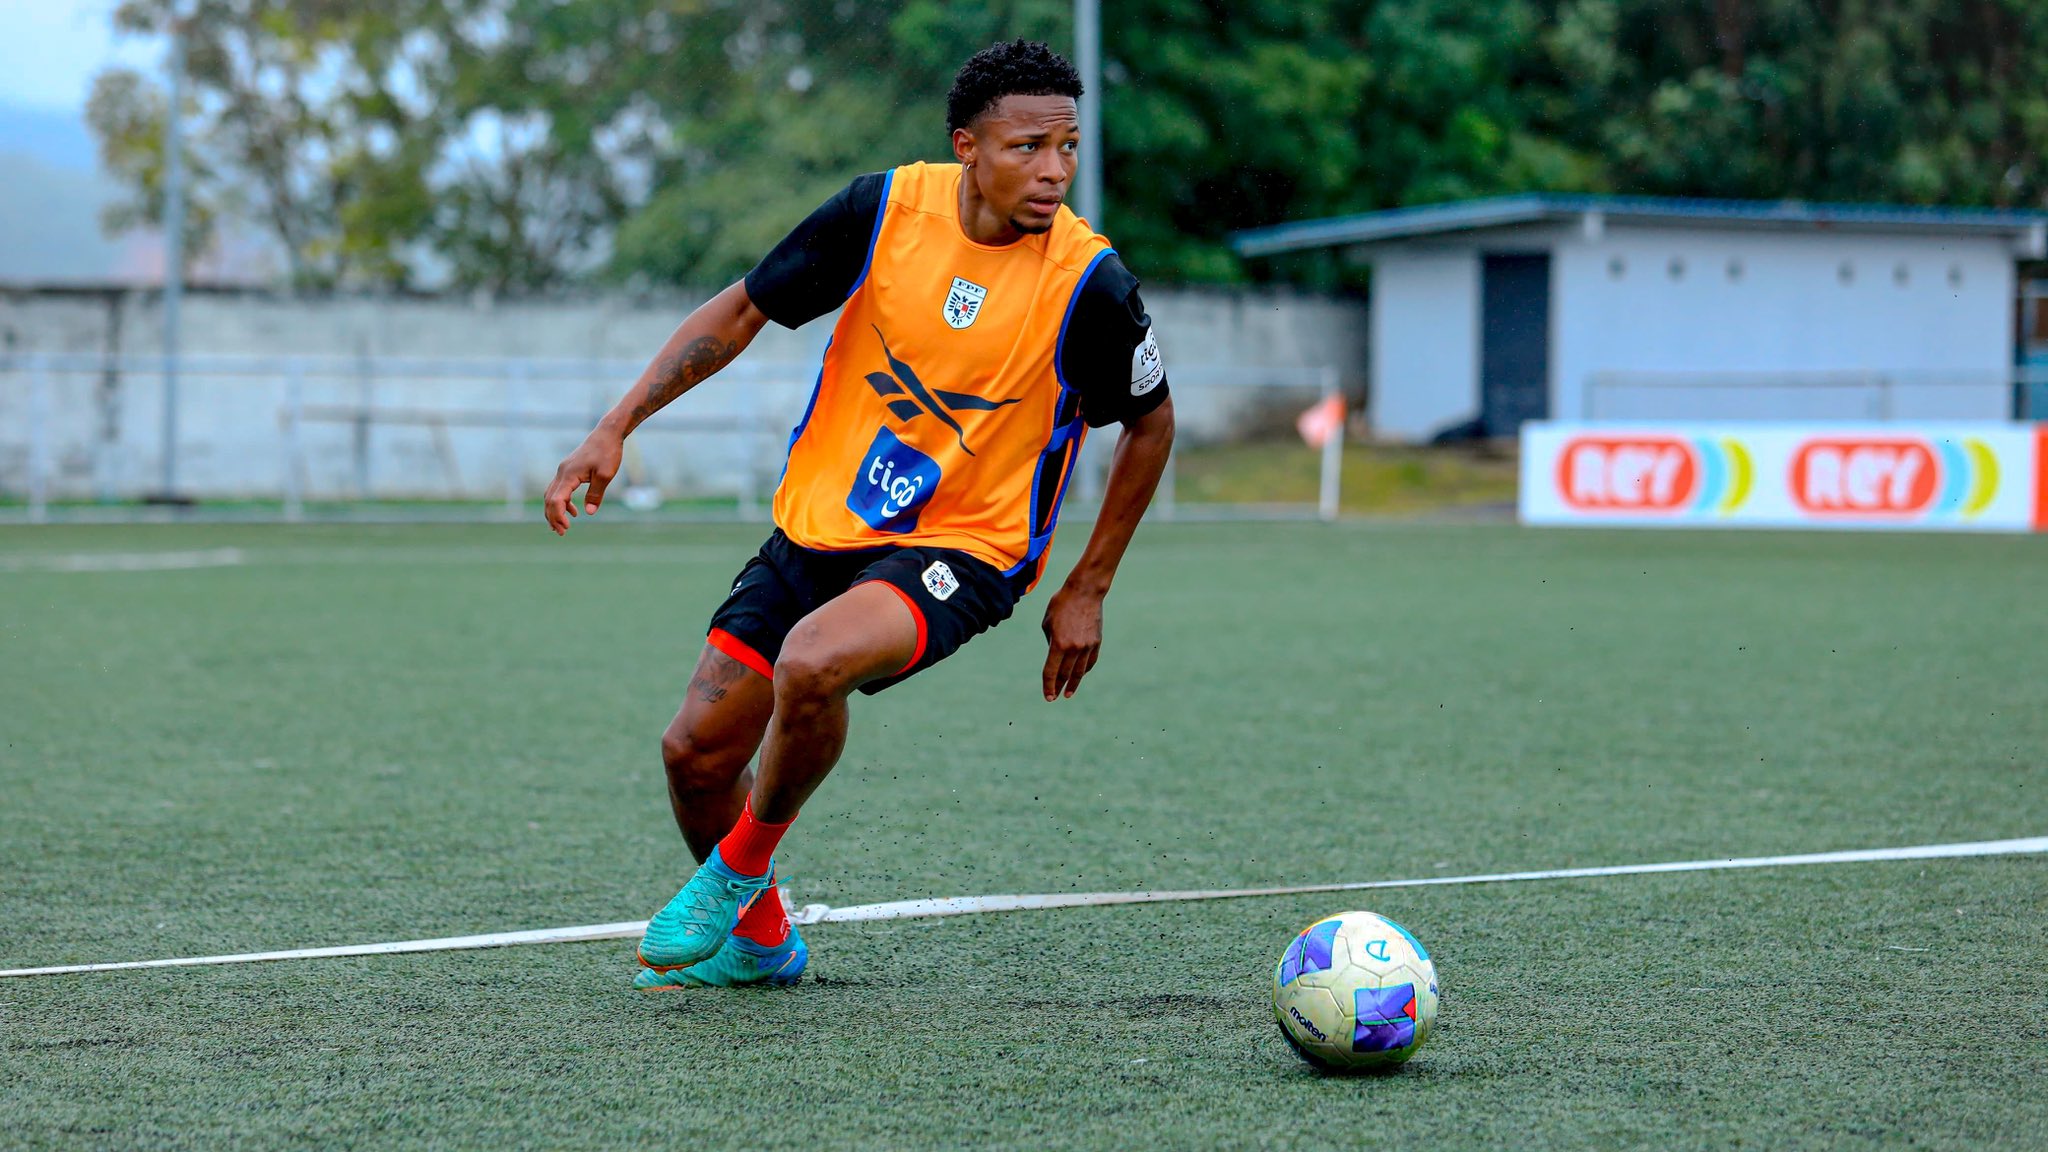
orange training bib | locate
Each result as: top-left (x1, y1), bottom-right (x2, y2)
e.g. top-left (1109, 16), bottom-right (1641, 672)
top-left (772, 162), bottom-right (1112, 581)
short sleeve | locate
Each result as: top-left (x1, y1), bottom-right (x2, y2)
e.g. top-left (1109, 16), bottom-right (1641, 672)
top-left (743, 172), bottom-right (890, 329)
top-left (1056, 253), bottom-right (1169, 428)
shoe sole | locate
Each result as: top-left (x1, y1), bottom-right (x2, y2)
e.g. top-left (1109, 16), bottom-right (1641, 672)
top-left (634, 967), bottom-right (806, 990)
top-left (634, 943), bottom-right (808, 989)
top-left (646, 975), bottom-right (805, 990)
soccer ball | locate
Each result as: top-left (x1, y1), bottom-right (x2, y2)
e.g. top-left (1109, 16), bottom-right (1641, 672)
top-left (1272, 911), bottom-right (1438, 1071)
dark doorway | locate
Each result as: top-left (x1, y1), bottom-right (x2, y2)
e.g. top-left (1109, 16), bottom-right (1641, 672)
top-left (1480, 253), bottom-right (1552, 435)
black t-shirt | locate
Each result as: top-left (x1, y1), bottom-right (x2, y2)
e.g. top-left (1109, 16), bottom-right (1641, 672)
top-left (744, 172), bottom-right (1169, 429)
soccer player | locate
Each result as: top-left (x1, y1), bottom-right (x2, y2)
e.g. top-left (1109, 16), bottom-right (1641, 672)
top-left (543, 40), bottom-right (1174, 989)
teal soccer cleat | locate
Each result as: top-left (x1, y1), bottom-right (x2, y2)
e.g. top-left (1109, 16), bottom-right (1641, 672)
top-left (632, 925), bottom-right (808, 990)
top-left (638, 848), bottom-right (779, 971)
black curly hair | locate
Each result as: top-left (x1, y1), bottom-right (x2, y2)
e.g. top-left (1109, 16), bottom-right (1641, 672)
top-left (945, 39), bottom-right (1084, 134)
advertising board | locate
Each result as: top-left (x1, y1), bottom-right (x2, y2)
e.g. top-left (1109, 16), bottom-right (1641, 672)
top-left (1519, 422), bottom-right (2047, 532)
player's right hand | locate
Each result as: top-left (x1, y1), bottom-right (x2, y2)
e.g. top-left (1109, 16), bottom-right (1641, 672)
top-left (543, 431), bottom-right (624, 535)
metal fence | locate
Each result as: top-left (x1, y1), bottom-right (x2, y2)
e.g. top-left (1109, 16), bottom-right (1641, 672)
top-left (0, 353), bottom-right (1344, 525)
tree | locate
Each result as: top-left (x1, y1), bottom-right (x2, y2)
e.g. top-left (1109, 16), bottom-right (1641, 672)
top-left (89, 0), bottom-right (447, 290)
top-left (1563, 0), bottom-right (2048, 208)
top-left (87, 0), bottom-right (2048, 293)
top-left (87, 64), bottom-right (224, 274)
top-left (605, 0), bottom-right (1069, 286)
top-left (87, 0), bottom-right (626, 293)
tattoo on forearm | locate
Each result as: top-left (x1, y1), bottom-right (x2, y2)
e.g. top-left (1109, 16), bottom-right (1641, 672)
top-left (632, 335), bottom-right (738, 424)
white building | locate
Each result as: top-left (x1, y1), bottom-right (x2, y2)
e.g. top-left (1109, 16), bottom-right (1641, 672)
top-left (1233, 196), bottom-right (2048, 441)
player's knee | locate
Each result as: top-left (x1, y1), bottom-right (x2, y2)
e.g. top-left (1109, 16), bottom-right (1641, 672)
top-left (772, 643), bottom-right (853, 708)
top-left (660, 727), bottom-right (744, 793)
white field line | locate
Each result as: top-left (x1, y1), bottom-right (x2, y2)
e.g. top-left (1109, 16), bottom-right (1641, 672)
top-left (0, 545), bottom-right (737, 571)
top-left (0, 548), bottom-right (246, 573)
top-left (255, 545), bottom-right (738, 566)
top-left (3, 835), bottom-right (2042, 980)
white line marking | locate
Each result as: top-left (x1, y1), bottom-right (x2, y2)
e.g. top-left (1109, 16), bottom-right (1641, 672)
top-left (0, 548), bottom-right (246, 573)
top-left (3, 835), bottom-right (2042, 979)
top-left (0, 545), bottom-right (734, 573)
top-left (255, 545), bottom-right (738, 567)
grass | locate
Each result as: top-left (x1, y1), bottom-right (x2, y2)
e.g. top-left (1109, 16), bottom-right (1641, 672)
top-left (2, 443), bottom-right (1517, 523)
top-left (1, 521), bottom-right (2044, 1150)
top-left (1171, 441), bottom-right (1517, 513)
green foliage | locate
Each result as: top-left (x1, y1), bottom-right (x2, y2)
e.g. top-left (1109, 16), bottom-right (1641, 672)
top-left (86, 66), bottom-right (224, 266)
top-left (91, 0), bottom-right (452, 290)
top-left (86, 0), bottom-right (2048, 292)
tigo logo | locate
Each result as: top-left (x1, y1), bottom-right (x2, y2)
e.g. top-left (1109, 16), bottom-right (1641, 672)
top-left (1557, 436), bottom-right (1752, 514)
top-left (847, 426), bottom-right (941, 534)
top-left (1791, 438), bottom-right (1998, 517)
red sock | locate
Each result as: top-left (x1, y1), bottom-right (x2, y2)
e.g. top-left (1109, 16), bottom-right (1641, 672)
top-left (716, 799), bottom-right (789, 878)
top-left (720, 800), bottom-right (793, 947)
top-left (733, 882), bottom-right (791, 947)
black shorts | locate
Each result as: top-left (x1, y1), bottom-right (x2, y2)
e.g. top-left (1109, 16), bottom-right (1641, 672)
top-left (706, 530), bottom-right (1029, 695)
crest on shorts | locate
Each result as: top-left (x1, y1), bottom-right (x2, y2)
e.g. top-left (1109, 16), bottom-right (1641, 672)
top-left (944, 277), bottom-right (988, 330)
top-left (921, 561), bottom-right (960, 601)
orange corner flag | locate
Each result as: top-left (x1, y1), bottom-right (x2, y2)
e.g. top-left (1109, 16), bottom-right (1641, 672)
top-left (1297, 394), bottom-right (1345, 451)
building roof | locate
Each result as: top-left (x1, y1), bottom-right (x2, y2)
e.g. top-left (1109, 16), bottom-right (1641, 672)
top-left (1230, 193), bottom-right (2048, 258)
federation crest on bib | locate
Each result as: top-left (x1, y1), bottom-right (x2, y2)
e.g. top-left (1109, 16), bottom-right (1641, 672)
top-left (944, 277), bottom-right (988, 330)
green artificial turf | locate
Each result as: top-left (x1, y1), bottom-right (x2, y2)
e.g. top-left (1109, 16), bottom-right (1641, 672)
top-left (2, 521), bottom-right (2044, 1150)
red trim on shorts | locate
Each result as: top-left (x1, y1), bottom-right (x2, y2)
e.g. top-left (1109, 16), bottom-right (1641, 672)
top-left (707, 628), bottom-right (774, 681)
top-left (856, 579), bottom-right (927, 676)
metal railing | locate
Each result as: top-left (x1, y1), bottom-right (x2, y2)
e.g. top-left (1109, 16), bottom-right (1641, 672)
top-left (1580, 368), bottom-right (2041, 422)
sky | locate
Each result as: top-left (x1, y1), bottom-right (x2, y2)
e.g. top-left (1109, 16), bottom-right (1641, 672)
top-left (0, 0), bottom-right (166, 280)
top-left (0, 0), bottom-right (160, 113)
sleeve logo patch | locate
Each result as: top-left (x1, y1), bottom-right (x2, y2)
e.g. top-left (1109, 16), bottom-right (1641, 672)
top-left (921, 560), bottom-right (960, 601)
top-left (1130, 328), bottom-right (1164, 396)
top-left (944, 277), bottom-right (989, 330)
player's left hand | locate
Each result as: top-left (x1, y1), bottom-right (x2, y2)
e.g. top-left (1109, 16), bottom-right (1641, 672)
top-left (1040, 585), bottom-right (1103, 701)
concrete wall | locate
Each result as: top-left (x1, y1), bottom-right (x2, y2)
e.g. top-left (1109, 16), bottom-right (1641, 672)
top-left (0, 286), bottom-right (1369, 500)
top-left (1551, 225), bottom-right (2017, 422)
top-left (1368, 249), bottom-right (1480, 440)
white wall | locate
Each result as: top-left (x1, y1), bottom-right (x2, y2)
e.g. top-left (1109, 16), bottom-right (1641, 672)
top-left (1369, 249), bottom-right (1480, 439)
top-left (1551, 226), bottom-right (2016, 421)
top-left (0, 286), bottom-right (1368, 500)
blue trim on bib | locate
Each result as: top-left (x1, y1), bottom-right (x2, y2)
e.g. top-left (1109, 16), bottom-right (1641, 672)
top-left (779, 335), bottom-right (832, 485)
top-left (1005, 247), bottom-right (1116, 577)
top-left (784, 171), bottom-right (894, 479)
top-left (846, 169), bottom-right (895, 300)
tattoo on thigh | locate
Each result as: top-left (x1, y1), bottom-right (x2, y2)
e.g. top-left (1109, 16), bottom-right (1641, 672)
top-left (690, 649), bottom-right (750, 704)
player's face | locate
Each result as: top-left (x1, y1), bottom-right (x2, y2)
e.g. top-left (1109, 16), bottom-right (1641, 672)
top-left (958, 95), bottom-right (1080, 235)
